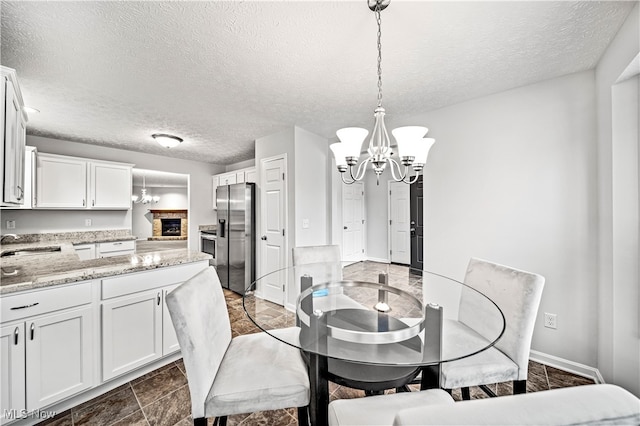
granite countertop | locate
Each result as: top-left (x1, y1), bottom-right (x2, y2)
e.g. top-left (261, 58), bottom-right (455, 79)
top-left (0, 230), bottom-right (212, 295)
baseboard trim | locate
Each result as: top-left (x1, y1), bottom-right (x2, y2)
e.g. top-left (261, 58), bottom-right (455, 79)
top-left (366, 256), bottom-right (390, 263)
top-left (530, 350), bottom-right (605, 384)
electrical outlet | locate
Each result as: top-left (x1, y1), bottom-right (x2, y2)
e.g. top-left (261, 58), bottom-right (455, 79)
top-left (85, 219), bottom-right (92, 227)
top-left (544, 313), bottom-right (557, 329)
top-left (6, 220), bottom-right (15, 229)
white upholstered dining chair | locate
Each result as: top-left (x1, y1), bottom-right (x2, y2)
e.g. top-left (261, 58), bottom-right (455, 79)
top-left (165, 267), bottom-right (310, 426)
top-left (440, 257), bottom-right (545, 399)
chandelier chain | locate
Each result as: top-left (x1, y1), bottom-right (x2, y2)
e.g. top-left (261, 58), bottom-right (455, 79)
top-left (375, 2), bottom-right (383, 107)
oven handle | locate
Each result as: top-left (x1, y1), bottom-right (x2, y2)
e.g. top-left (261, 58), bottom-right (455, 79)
top-left (201, 235), bottom-right (217, 241)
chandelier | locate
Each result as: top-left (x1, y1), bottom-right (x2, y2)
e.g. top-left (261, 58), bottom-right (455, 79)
top-left (132, 174), bottom-right (159, 204)
top-left (330, 0), bottom-right (435, 185)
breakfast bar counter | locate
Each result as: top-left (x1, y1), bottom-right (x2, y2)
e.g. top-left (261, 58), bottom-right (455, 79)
top-left (0, 230), bottom-right (211, 295)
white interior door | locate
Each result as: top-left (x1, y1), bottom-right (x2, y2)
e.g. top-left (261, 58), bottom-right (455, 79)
top-left (260, 156), bottom-right (286, 305)
top-left (389, 181), bottom-right (411, 264)
top-left (342, 182), bottom-right (364, 262)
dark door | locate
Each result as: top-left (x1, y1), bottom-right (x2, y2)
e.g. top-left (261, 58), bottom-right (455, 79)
top-left (410, 175), bottom-right (423, 270)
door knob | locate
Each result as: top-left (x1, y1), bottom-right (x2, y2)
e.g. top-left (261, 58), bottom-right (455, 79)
top-left (261, 235), bottom-right (267, 241)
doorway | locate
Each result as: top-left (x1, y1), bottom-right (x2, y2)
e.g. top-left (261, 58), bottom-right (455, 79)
top-left (131, 168), bottom-right (189, 253)
top-left (410, 175), bottom-right (424, 270)
top-left (342, 182), bottom-right (365, 263)
top-left (388, 181), bottom-right (410, 264)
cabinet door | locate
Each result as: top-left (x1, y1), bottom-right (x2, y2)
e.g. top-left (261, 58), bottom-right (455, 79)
top-left (0, 323), bottom-right (25, 425)
top-left (25, 306), bottom-right (94, 410)
top-left (101, 290), bottom-right (162, 381)
top-left (245, 168), bottom-right (257, 183)
top-left (3, 77), bottom-right (23, 205)
top-left (220, 173), bottom-right (236, 186)
top-left (18, 147), bottom-right (36, 210)
top-left (90, 162), bottom-right (131, 209)
top-left (36, 154), bottom-right (87, 208)
top-left (74, 244), bottom-right (96, 260)
top-left (162, 284), bottom-right (180, 355)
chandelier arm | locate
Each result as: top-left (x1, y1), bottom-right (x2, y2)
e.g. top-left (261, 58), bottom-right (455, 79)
top-left (406, 170), bottom-right (422, 184)
top-left (341, 172), bottom-right (356, 185)
top-left (388, 157), bottom-right (408, 182)
top-left (351, 157), bottom-right (371, 182)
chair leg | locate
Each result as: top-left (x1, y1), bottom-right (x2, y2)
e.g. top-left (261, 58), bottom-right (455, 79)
top-left (194, 418), bottom-right (207, 426)
top-left (513, 379), bottom-right (527, 394)
top-left (297, 406), bottom-right (310, 426)
top-left (212, 417), bottom-right (228, 426)
top-left (461, 387), bottom-right (471, 400)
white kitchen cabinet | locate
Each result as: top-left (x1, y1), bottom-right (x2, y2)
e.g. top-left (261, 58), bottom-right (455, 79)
top-left (36, 154), bottom-right (87, 208)
top-left (101, 289), bottom-right (163, 381)
top-left (74, 243), bottom-right (97, 260)
top-left (1, 67), bottom-right (28, 206)
top-left (245, 168), bottom-right (257, 183)
top-left (100, 261), bottom-right (207, 380)
top-left (90, 161), bottom-right (132, 209)
top-left (162, 284), bottom-right (180, 355)
top-left (96, 240), bottom-right (135, 258)
top-left (0, 282), bottom-right (94, 422)
top-left (212, 167), bottom-right (256, 209)
top-left (26, 306), bottom-right (94, 410)
top-left (0, 323), bottom-right (26, 425)
top-left (35, 152), bottom-right (133, 210)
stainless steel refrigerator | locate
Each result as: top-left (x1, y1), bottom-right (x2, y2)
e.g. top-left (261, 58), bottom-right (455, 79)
top-left (216, 182), bottom-right (255, 295)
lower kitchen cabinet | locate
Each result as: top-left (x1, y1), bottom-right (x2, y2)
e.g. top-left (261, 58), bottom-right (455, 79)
top-left (26, 306), bottom-right (94, 410)
top-left (162, 284), bottom-right (180, 355)
top-left (0, 303), bottom-right (94, 425)
top-left (100, 261), bottom-right (207, 381)
top-left (101, 289), bottom-right (163, 381)
top-left (0, 324), bottom-right (26, 425)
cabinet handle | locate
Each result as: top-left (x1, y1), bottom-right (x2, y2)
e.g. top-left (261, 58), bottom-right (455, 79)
top-left (92, 200), bottom-right (95, 206)
top-left (113, 242), bottom-right (123, 245)
top-left (157, 293), bottom-right (161, 306)
top-left (83, 199), bottom-right (86, 207)
top-left (17, 185), bottom-right (23, 200)
top-left (10, 302), bottom-right (39, 310)
top-left (30, 323), bottom-right (35, 340)
top-left (14, 327), bottom-right (19, 345)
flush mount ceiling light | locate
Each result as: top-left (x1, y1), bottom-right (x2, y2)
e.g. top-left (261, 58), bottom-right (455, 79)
top-left (330, 0), bottom-right (435, 185)
top-left (152, 133), bottom-right (183, 148)
top-left (23, 106), bottom-right (40, 116)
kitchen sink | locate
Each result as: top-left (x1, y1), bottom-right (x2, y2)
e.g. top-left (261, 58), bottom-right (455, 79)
top-left (1, 246), bottom-right (62, 257)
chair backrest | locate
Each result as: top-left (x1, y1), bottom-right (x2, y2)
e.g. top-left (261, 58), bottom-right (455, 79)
top-left (458, 257), bottom-right (545, 380)
top-left (165, 267), bottom-right (232, 419)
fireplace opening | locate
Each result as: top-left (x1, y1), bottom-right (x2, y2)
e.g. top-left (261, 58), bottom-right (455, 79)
top-left (161, 218), bottom-right (182, 236)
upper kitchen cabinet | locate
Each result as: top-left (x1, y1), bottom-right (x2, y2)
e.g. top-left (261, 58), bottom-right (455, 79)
top-left (1, 66), bottom-right (28, 206)
top-left (212, 167), bottom-right (255, 209)
top-left (35, 152), bottom-right (133, 209)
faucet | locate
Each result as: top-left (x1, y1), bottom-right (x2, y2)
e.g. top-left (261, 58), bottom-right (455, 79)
top-left (1, 234), bottom-right (20, 244)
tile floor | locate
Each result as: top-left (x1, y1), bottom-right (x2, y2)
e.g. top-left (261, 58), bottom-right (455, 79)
top-left (41, 264), bottom-right (596, 426)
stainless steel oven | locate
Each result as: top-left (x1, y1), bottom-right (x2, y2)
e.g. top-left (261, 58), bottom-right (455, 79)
top-left (200, 230), bottom-right (216, 266)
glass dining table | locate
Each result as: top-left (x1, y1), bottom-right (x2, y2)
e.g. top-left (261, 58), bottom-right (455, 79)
top-left (242, 261), bottom-right (505, 426)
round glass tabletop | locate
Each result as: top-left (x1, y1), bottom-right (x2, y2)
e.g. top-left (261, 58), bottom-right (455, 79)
top-left (243, 261), bottom-right (505, 367)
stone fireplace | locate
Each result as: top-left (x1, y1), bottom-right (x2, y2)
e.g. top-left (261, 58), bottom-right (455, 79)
top-left (149, 210), bottom-right (188, 240)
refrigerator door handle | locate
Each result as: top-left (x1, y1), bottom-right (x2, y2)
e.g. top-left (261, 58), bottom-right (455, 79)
top-left (218, 219), bottom-right (226, 238)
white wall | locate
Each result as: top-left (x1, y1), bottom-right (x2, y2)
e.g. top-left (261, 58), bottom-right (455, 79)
top-left (10, 135), bottom-right (222, 251)
top-left (354, 71), bottom-right (599, 367)
top-left (294, 126), bottom-right (328, 247)
top-left (225, 158), bottom-right (255, 171)
top-left (131, 185), bottom-right (188, 240)
top-left (595, 2), bottom-right (639, 395)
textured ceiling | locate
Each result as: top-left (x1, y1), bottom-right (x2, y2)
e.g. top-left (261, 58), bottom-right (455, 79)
top-left (0, 1), bottom-right (635, 165)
